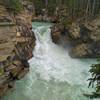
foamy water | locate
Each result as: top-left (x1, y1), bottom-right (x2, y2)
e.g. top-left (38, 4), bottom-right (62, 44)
top-left (3, 22), bottom-right (98, 100)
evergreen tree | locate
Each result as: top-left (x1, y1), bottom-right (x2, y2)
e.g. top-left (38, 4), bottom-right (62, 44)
top-left (4, 0), bottom-right (22, 13)
top-left (88, 60), bottom-right (100, 98)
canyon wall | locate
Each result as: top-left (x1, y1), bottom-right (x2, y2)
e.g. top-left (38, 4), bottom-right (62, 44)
top-left (0, 0), bottom-right (35, 98)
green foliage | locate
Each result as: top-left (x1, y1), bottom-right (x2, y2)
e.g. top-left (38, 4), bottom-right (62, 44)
top-left (88, 60), bottom-right (100, 98)
top-left (33, 0), bottom-right (45, 15)
top-left (4, 0), bottom-right (22, 13)
top-left (33, 0), bottom-right (100, 20)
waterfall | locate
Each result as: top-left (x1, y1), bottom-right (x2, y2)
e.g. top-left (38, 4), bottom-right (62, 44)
top-left (3, 22), bottom-right (98, 100)
top-left (30, 22), bottom-right (91, 84)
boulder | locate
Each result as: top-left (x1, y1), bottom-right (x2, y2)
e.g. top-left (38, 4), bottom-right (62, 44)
top-left (70, 43), bottom-right (92, 58)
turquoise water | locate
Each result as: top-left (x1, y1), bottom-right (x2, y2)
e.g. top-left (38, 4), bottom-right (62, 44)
top-left (3, 22), bottom-right (98, 100)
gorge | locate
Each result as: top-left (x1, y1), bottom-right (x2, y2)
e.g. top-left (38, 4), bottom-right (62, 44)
top-left (0, 0), bottom-right (100, 100)
top-left (3, 22), bottom-right (99, 100)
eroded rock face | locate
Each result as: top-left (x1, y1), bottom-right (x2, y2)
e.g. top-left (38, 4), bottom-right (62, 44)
top-left (0, 1), bottom-right (35, 97)
top-left (70, 18), bottom-right (100, 58)
top-left (51, 17), bottom-right (100, 58)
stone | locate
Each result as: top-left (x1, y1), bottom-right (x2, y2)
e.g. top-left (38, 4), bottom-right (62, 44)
top-left (70, 43), bottom-right (92, 58)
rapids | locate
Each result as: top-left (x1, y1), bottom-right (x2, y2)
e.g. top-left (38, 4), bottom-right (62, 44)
top-left (3, 22), bottom-right (98, 100)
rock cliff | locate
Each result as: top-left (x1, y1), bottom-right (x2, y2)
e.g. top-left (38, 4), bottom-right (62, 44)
top-left (51, 17), bottom-right (100, 58)
top-left (0, 0), bottom-right (35, 98)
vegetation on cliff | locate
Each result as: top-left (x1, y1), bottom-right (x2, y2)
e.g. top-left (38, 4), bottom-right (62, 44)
top-left (30, 0), bottom-right (100, 28)
top-left (4, 0), bottom-right (22, 13)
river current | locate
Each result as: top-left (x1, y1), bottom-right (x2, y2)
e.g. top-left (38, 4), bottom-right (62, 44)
top-left (3, 22), bottom-right (98, 100)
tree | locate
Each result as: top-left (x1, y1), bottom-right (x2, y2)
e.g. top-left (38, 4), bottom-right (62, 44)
top-left (45, 0), bottom-right (48, 8)
top-left (92, 0), bottom-right (96, 16)
top-left (88, 60), bottom-right (100, 98)
top-left (4, 0), bottom-right (22, 13)
top-left (31, 0), bottom-right (100, 23)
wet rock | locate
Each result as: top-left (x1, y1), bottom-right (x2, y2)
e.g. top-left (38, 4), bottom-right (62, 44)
top-left (17, 68), bottom-right (29, 80)
top-left (51, 23), bottom-right (64, 43)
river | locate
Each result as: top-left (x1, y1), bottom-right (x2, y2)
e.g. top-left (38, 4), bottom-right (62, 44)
top-left (3, 22), bottom-right (98, 100)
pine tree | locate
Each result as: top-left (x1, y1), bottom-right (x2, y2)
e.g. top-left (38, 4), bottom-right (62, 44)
top-left (4, 0), bottom-right (22, 13)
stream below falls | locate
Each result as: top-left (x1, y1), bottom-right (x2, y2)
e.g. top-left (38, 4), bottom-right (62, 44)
top-left (3, 22), bottom-right (99, 100)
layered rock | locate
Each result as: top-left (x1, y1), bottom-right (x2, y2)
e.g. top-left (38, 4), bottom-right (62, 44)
top-left (0, 1), bottom-right (35, 97)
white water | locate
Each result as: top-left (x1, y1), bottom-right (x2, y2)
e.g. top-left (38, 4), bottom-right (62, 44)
top-left (3, 22), bottom-right (98, 100)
